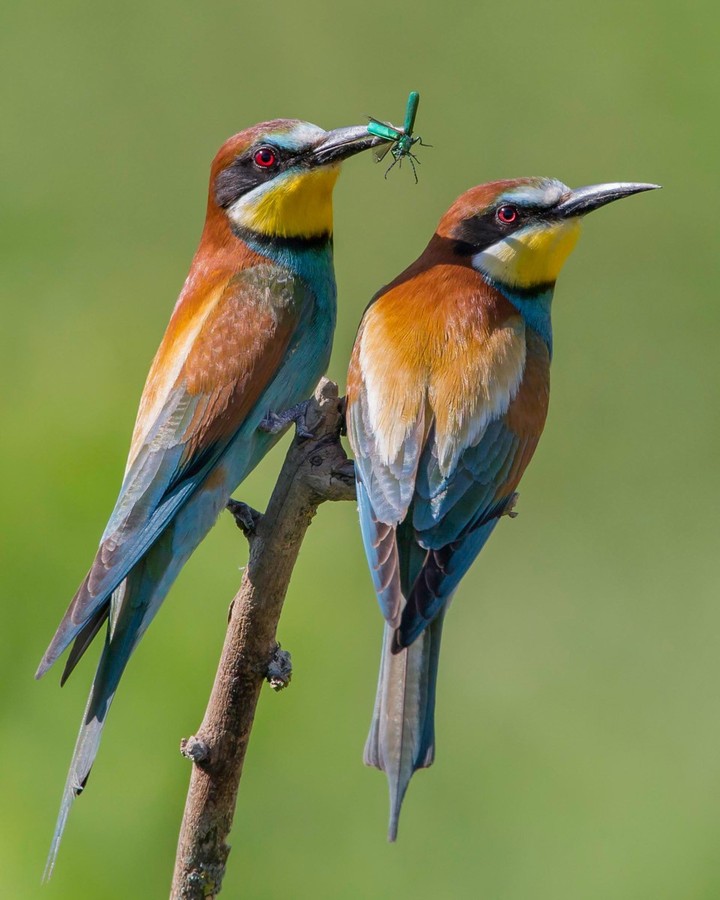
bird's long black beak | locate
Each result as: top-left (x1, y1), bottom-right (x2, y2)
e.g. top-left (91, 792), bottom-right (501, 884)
top-left (556, 182), bottom-right (661, 218)
top-left (311, 125), bottom-right (392, 166)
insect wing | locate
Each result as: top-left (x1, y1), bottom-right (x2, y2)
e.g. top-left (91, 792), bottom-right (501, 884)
top-left (366, 117), bottom-right (398, 161)
top-left (367, 117), bottom-right (401, 142)
top-left (373, 141), bottom-right (395, 163)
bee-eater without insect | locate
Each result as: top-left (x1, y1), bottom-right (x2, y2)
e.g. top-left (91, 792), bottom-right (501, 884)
top-left (346, 177), bottom-right (660, 840)
top-left (37, 118), bottom-right (389, 876)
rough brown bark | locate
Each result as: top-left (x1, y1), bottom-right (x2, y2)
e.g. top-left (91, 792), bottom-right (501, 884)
top-left (170, 379), bottom-right (356, 899)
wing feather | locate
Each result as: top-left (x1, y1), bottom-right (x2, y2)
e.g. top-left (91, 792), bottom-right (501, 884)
top-left (347, 308), bottom-right (427, 625)
top-left (348, 273), bottom-right (549, 649)
top-left (38, 264), bottom-right (305, 675)
top-left (397, 332), bottom-right (551, 646)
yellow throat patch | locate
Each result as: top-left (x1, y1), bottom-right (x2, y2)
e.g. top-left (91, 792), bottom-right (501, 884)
top-left (474, 219), bottom-right (582, 288)
top-left (231, 166), bottom-right (340, 239)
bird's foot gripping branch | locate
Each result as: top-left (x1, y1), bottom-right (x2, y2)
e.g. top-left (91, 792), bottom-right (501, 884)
top-left (225, 499), bottom-right (262, 537)
top-left (259, 398), bottom-right (315, 439)
top-left (170, 378), bottom-right (356, 900)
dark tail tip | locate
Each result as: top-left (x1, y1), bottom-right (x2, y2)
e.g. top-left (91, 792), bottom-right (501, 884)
top-left (392, 614), bottom-right (433, 653)
top-left (390, 628), bottom-right (404, 655)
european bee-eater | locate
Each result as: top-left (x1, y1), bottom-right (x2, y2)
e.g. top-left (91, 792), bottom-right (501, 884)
top-left (38, 118), bottom-right (389, 875)
top-left (346, 177), bottom-right (659, 840)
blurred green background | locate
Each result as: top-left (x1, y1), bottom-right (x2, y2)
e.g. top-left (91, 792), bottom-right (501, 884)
top-left (1, 0), bottom-right (718, 897)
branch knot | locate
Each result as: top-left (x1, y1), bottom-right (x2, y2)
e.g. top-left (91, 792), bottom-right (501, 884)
top-left (180, 736), bottom-right (211, 766)
top-left (266, 645), bottom-right (292, 691)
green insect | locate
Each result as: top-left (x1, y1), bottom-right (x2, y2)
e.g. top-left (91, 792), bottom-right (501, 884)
top-left (367, 91), bottom-right (429, 182)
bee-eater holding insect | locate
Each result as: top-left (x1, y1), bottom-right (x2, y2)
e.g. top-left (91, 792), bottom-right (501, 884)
top-left (37, 117), bottom-right (392, 876)
top-left (346, 177), bottom-right (659, 840)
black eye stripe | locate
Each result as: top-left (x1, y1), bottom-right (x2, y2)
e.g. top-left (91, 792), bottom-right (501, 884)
top-left (453, 209), bottom-right (519, 252)
top-left (452, 203), bottom-right (556, 253)
top-left (214, 145), bottom-right (292, 208)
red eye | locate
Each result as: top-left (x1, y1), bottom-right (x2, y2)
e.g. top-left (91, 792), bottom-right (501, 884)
top-left (253, 147), bottom-right (277, 168)
top-left (496, 205), bottom-right (518, 224)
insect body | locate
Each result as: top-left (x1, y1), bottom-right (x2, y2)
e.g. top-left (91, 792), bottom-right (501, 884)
top-left (367, 91), bottom-right (429, 182)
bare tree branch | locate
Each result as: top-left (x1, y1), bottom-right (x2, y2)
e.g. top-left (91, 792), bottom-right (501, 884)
top-left (170, 378), bottom-right (356, 900)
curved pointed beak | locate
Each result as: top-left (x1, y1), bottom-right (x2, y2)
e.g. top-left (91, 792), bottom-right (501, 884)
top-left (311, 125), bottom-right (392, 166)
top-left (555, 182), bottom-right (661, 218)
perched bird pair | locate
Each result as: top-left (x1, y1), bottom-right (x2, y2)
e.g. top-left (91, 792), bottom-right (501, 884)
top-left (37, 113), bottom-right (658, 871)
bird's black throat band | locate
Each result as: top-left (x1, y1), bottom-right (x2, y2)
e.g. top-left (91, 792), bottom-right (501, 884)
top-left (230, 224), bottom-right (333, 252)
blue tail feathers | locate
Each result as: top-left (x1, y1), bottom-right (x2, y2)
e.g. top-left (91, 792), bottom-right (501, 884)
top-left (43, 639), bottom-right (124, 881)
top-left (364, 612), bottom-right (445, 841)
top-left (42, 553), bottom-right (166, 879)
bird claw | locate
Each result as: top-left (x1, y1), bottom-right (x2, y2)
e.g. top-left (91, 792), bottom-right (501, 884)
top-left (338, 395), bottom-right (349, 436)
top-left (503, 492), bottom-right (520, 518)
top-left (259, 399), bottom-right (314, 439)
top-left (226, 499), bottom-right (262, 536)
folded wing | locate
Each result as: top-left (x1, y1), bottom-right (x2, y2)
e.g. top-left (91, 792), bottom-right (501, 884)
top-left (348, 277), bottom-right (547, 649)
top-left (38, 263), bottom-right (305, 677)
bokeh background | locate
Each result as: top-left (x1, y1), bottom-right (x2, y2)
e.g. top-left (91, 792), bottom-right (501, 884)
top-left (1, 0), bottom-right (718, 897)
